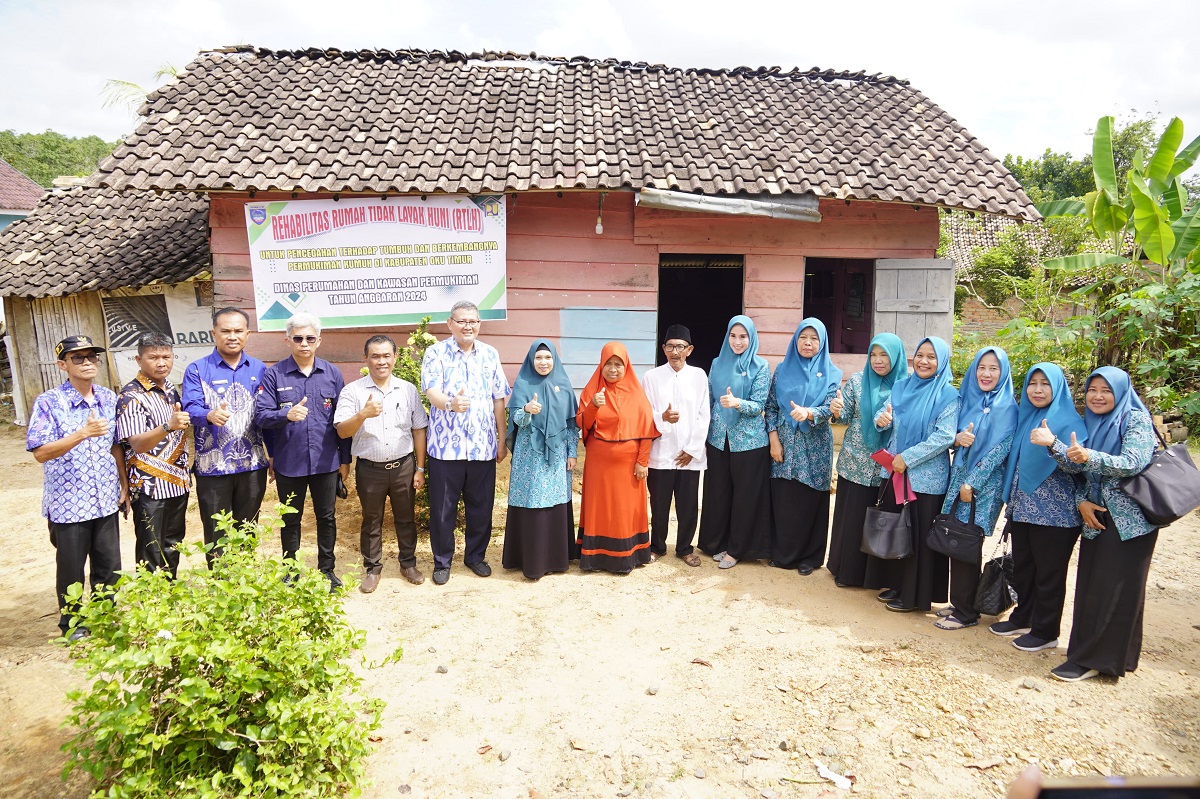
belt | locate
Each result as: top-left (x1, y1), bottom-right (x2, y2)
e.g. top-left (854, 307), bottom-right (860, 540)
top-left (359, 454), bottom-right (413, 470)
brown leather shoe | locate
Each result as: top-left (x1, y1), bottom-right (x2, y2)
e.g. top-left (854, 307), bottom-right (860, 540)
top-left (360, 572), bottom-right (381, 594)
top-left (401, 565), bottom-right (425, 585)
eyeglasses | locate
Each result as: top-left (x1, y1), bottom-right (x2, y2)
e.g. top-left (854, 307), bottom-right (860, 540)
top-left (663, 344), bottom-right (691, 352)
top-left (450, 318), bottom-right (481, 328)
top-left (291, 335), bottom-right (318, 344)
top-left (68, 353), bottom-right (101, 364)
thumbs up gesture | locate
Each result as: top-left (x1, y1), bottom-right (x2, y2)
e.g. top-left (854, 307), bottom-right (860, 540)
top-left (1030, 418), bottom-right (1055, 447)
top-left (361, 392), bottom-right (383, 419)
top-left (525, 392), bottom-right (542, 415)
top-left (450, 387), bottom-right (470, 413)
top-left (662, 402), bottom-right (680, 423)
top-left (79, 407), bottom-right (109, 439)
top-left (208, 399), bottom-right (231, 427)
top-left (877, 401), bottom-right (893, 429)
top-left (169, 401), bottom-right (191, 431)
top-left (830, 389), bottom-right (844, 419)
top-left (719, 386), bottom-right (741, 410)
top-left (593, 386), bottom-right (606, 407)
top-left (956, 421), bottom-right (976, 448)
top-left (287, 395), bottom-right (309, 422)
top-left (789, 400), bottom-right (810, 423)
top-left (1066, 430), bottom-right (1090, 464)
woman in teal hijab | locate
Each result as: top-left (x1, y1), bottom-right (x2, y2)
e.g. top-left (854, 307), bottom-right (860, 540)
top-left (827, 333), bottom-right (908, 587)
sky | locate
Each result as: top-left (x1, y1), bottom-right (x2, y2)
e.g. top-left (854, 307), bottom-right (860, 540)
top-left (1, 0), bottom-right (1198, 164)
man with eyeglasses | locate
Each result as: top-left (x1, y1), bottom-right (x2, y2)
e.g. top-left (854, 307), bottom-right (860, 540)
top-left (641, 325), bottom-right (710, 567)
top-left (182, 307), bottom-right (271, 565)
top-left (420, 300), bottom-right (511, 585)
top-left (255, 312), bottom-right (351, 591)
top-left (27, 335), bottom-right (130, 641)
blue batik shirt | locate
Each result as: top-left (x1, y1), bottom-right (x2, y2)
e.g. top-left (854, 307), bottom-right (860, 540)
top-left (182, 349), bottom-right (271, 477)
top-left (421, 337), bottom-right (512, 461)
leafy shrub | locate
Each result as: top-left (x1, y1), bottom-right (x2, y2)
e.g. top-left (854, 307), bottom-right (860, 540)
top-left (61, 504), bottom-right (383, 799)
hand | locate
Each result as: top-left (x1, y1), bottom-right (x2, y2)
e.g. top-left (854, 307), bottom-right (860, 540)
top-left (413, 468), bottom-right (425, 490)
top-left (892, 452), bottom-right (907, 474)
top-left (79, 408), bottom-right (110, 439)
top-left (830, 390), bottom-right (844, 419)
top-left (267, 457), bottom-right (275, 484)
top-left (496, 443), bottom-right (508, 464)
top-left (662, 402), bottom-right (680, 423)
top-left (633, 463), bottom-right (648, 480)
top-left (789, 400), bottom-right (810, 423)
top-left (286, 396), bottom-right (309, 422)
top-left (524, 392), bottom-right (542, 415)
top-left (673, 451), bottom-right (693, 468)
top-left (1079, 500), bottom-right (1107, 530)
top-left (1006, 765), bottom-right (1043, 799)
top-left (1067, 431), bottom-right (1089, 463)
top-left (566, 457), bottom-right (577, 472)
top-left (959, 483), bottom-right (973, 502)
top-left (593, 387), bottom-right (606, 407)
top-left (339, 463), bottom-right (350, 481)
top-left (450, 388), bottom-right (471, 413)
top-left (118, 485), bottom-right (129, 519)
top-left (1030, 419), bottom-right (1055, 447)
top-left (769, 438), bottom-right (785, 463)
top-left (169, 402), bottom-right (190, 431)
top-left (955, 422), bottom-right (975, 448)
top-left (877, 402), bottom-right (893, 429)
top-left (361, 393), bottom-right (383, 419)
top-left (207, 400), bottom-right (231, 426)
top-left (719, 386), bottom-right (741, 410)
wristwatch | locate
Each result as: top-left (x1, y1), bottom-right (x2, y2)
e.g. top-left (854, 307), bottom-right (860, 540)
top-left (161, 422), bottom-right (171, 433)
top-left (415, 466), bottom-right (425, 473)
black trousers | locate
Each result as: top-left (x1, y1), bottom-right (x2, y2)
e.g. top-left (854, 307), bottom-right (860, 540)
top-left (195, 469), bottom-right (268, 565)
top-left (356, 455), bottom-right (418, 572)
top-left (427, 457), bottom-right (496, 570)
top-left (275, 471), bottom-right (339, 573)
top-left (132, 493), bottom-right (189, 578)
top-left (949, 556), bottom-right (983, 624)
top-left (697, 441), bottom-right (771, 561)
top-left (647, 468), bottom-right (701, 556)
top-left (769, 479), bottom-right (830, 570)
top-left (1008, 520), bottom-right (1081, 640)
top-left (49, 513), bottom-right (121, 633)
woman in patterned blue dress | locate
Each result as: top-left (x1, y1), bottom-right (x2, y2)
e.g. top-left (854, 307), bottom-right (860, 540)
top-left (1040, 367), bottom-right (1158, 682)
top-left (992, 363), bottom-right (1087, 652)
top-left (503, 340), bottom-right (579, 580)
top-left (765, 318), bottom-right (841, 575)
top-left (827, 333), bottom-right (907, 587)
top-left (935, 346), bottom-right (1018, 631)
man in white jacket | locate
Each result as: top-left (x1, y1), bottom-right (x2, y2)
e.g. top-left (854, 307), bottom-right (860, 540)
top-left (641, 324), bottom-right (710, 567)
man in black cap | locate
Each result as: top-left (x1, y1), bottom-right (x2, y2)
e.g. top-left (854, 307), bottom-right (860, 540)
top-left (26, 335), bottom-right (128, 641)
top-left (641, 324), bottom-right (710, 566)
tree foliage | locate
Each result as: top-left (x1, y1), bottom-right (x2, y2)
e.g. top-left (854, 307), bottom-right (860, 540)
top-left (0, 129), bottom-right (118, 188)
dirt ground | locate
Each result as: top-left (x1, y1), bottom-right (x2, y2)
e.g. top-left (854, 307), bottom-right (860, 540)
top-left (0, 421), bottom-right (1197, 799)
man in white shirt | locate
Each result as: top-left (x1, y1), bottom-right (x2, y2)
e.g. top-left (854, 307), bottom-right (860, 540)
top-left (335, 335), bottom-right (429, 592)
top-left (641, 324), bottom-right (710, 567)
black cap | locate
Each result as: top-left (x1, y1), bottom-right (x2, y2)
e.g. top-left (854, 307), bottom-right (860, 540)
top-left (663, 324), bottom-right (692, 345)
top-left (55, 335), bottom-right (106, 359)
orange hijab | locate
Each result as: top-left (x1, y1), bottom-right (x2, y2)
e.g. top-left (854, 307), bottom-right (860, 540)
top-left (576, 342), bottom-right (661, 444)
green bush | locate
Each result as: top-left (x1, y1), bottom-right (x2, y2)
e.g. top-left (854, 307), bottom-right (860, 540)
top-left (61, 504), bottom-right (383, 799)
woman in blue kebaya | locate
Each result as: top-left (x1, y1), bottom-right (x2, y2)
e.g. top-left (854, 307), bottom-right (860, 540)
top-left (934, 346), bottom-right (1018, 631)
top-left (765, 318), bottom-right (841, 575)
top-left (864, 336), bottom-right (959, 613)
top-left (827, 333), bottom-right (908, 587)
top-left (992, 363), bottom-right (1086, 653)
top-left (1039, 367), bottom-right (1157, 682)
top-left (697, 315), bottom-right (772, 570)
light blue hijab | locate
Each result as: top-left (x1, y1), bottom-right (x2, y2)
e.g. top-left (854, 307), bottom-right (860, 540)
top-left (1083, 367), bottom-right (1149, 503)
top-left (955, 347), bottom-right (1019, 472)
top-left (709, 315), bottom-right (768, 427)
top-left (773, 318), bottom-right (842, 431)
top-left (860, 333), bottom-right (908, 452)
top-left (888, 336), bottom-right (958, 452)
top-left (1002, 363), bottom-right (1087, 502)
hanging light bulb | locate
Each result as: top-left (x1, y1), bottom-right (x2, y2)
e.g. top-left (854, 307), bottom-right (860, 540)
top-left (595, 192), bottom-right (606, 235)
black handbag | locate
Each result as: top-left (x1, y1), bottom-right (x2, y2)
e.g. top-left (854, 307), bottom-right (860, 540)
top-left (926, 495), bottom-right (985, 565)
top-left (1118, 424), bottom-right (1200, 527)
top-left (974, 524), bottom-right (1016, 616)
top-left (860, 475), bottom-right (914, 560)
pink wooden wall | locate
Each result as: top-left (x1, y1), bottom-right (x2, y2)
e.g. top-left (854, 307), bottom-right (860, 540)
top-left (208, 191), bottom-right (938, 382)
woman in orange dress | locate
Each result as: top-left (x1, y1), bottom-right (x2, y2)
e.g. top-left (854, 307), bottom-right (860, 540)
top-left (576, 342), bottom-right (661, 573)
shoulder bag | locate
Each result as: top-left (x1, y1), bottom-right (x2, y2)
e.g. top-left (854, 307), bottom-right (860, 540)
top-left (974, 523), bottom-right (1016, 617)
top-left (926, 495), bottom-right (984, 565)
top-left (1118, 424), bottom-right (1200, 528)
top-left (860, 474), bottom-right (914, 560)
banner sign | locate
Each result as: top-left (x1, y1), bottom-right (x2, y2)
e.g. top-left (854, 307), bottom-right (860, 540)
top-left (244, 195), bottom-right (507, 331)
top-left (100, 283), bottom-right (214, 386)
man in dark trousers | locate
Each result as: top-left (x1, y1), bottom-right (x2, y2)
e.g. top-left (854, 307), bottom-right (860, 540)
top-left (255, 312), bottom-right (351, 590)
top-left (27, 335), bottom-right (129, 641)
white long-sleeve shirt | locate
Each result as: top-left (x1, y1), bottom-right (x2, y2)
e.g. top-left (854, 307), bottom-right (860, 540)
top-left (641, 362), bottom-right (710, 471)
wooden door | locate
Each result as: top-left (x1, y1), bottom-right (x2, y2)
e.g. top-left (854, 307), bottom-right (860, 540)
top-left (872, 259), bottom-right (954, 357)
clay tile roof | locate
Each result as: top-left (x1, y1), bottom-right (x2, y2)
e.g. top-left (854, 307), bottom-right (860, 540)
top-left (0, 187), bottom-right (209, 298)
top-left (92, 46), bottom-right (1038, 221)
top-left (0, 158), bottom-right (43, 211)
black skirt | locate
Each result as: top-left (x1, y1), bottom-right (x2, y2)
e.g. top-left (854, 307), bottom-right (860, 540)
top-left (827, 477), bottom-right (879, 586)
top-left (502, 502), bottom-right (575, 580)
top-left (697, 442), bottom-right (772, 561)
top-left (863, 489), bottom-right (948, 610)
top-left (1067, 520), bottom-right (1158, 677)
top-left (769, 479), bottom-right (830, 570)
